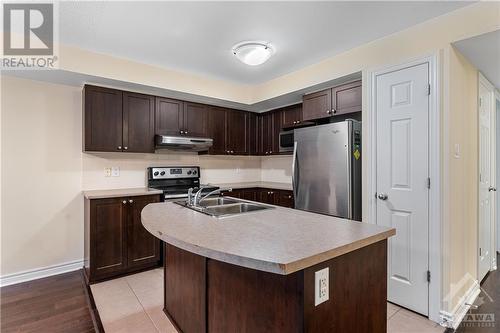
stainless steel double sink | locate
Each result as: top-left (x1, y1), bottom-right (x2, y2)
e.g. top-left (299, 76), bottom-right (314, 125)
top-left (175, 197), bottom-right (274, 218)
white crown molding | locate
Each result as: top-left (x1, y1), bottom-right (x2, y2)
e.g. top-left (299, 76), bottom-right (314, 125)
top-left (0, 260), bottom-right (84, 287)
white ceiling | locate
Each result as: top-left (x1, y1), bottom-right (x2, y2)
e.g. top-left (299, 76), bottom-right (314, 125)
top-left (453, 30), bottom-right (500, 89)
top-left (60, 1), bottom-right (471, 85)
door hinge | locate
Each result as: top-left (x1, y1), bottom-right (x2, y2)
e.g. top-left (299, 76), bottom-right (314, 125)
top-left (427, 270), bottom-right (431, 283)
top-left (427, 177), bottom-right (431, 189)
top-left (427, 84), bottom-right (431, 96)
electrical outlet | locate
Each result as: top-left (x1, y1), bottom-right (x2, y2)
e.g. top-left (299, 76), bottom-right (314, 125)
top-left (314, 267), bottom-right (329, 306)
top-left (104, 168), bottom-right (112, 177)
top-left (111, 167), bottom-right (120, 177)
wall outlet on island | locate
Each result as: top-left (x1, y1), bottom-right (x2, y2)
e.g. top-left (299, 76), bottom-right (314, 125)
top-left (104, 167), bottom-right (112, 177)
top-left (314, 267), bottom-right (329, 306)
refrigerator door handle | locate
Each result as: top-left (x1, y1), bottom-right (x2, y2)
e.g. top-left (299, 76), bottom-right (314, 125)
top-left (292, 141), bottom-right (298, 202)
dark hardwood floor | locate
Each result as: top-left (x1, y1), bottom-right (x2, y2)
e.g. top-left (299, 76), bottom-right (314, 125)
top-left (452, 253), bottom-right (500, 333)
top-left (1, 270), bottom-right (97, 333)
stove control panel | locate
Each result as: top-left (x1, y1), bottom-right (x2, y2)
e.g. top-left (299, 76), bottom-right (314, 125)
top-left (149, 167), bottom-right (199, 179)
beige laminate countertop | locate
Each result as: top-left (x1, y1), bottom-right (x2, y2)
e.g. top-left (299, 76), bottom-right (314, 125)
top-left (210, 181), bottom-right (293, 191)
top-left (83, 188), bottom-right (163, 200)
top-left (141, 199), bottom-right (395, 275)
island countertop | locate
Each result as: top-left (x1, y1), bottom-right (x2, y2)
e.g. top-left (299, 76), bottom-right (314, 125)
top-left (141, 199), bottom-right (395, 275)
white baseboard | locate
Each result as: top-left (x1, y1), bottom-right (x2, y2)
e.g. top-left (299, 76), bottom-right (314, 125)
top-left (0, 260), bottom-right (84, 287)
top-left (440, 281), bottom-right (481, 329)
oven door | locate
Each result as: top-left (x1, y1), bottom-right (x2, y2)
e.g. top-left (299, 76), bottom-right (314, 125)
top-left (279, 130), bottom-right (294, 153)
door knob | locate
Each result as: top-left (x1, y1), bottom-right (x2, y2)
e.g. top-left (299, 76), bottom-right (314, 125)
top-left (489, 186), bottom-right (497, 192)
top-left (377, 193), bottom-right (388, 200)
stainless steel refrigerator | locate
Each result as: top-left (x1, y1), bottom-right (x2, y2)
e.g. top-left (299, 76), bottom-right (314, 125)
top-left (292, 120), bottom-right (362, 220)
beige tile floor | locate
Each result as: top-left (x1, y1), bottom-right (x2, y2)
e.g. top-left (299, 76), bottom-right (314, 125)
top-left (91, 269), bottom-right (445, 333)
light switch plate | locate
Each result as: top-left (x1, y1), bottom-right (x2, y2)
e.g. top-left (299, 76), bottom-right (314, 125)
top-left (314, 267), bottom-right (329, 306)
top-left (104, 168), bottom-right (112, 177)
top-left (111, 167), bottom-right (120, 177)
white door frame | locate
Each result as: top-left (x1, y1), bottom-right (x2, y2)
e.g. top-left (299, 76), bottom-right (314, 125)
top-left (365, 52), bottom-right (441, 323)
top-left (478, 72), bottom-right (497, 273)
top-left (496, 89), bottom-right (500, 260)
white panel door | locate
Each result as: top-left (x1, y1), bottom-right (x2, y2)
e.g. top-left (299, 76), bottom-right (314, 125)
top-left (376, 62), bottom-right (429, 315)
top-left (478, 79), bottom-right (492, 282)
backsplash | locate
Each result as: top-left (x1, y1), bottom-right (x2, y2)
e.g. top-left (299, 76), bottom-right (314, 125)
top-left (82, 152), bottom-right (262, 190)
top-left (261, 155), bottom-right (293, 183)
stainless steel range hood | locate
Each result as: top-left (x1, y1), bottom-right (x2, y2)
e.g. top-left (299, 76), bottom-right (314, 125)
top-left (155, 135), bottom-right (213, 152)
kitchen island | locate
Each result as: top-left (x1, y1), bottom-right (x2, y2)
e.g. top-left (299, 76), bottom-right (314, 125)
top-left (142, 199), bottom-right (395, 333)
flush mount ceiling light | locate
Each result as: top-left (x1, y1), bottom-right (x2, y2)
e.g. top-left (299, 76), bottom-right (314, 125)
top-left (232, 41), bottom-right (274, 66)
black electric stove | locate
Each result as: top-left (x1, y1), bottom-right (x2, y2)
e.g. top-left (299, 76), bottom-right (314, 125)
top-left (147, 166), bottom-right (219, 201)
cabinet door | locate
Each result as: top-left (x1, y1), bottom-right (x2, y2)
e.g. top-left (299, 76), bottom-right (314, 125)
top-left (155, 97), bottom-right (184, 136)
top-left (226, 110), bottom-right (248, 155)
top-left (282, 104), bottom-right (303, 128)
top-left (302, 89), bottom-right (332, 121)
top-left (261, 113), bottom-right (274, 155)
top-left (90, 198), bottom-right (127, 278)
top-left (278, 190), bottom-right (294, 208)
top-left (259, 189), bottom-right (277, 204)
top-left (271, 111), bottom-right (283, 154)
top-left (123, 92), bottom-right (155, 153)
top-left (84, 85), bottom-right (123, 152)
top-left (208, 107), bottom-right (227, 155)
top-left (127, 195), bottom-right (161, 268)
top-left (331, 80), bottom-right (362, 115)
top-left (184, 102), bottom-right (209, 137)
top-left (247, 112), bottom-right (258, 155)
top-left (241, 189), bottom-right (258, 201)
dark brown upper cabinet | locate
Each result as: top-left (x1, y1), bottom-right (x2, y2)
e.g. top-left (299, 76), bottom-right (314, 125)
top-left (84, 86), bottom-right (154, 153)
top-left (271, 111), bottom-right (283, 154)
top-left (155, 97), bottom-right (184, 136)
top-left (84, 85), bottom-right (123, 152)
top-left (259, 112), bottom-right (274, 155)
top-left (184, 102), bottom-right (208, 137)
top-left (302, 89), bottom-right (332, 121)
top-left (208, 106), bottom-right (227, 155)
top-left (123, 92), bottom-right (155, 153)
top-left (282, 104), bottom-right (303, 128)
top-left (302, 80), bottom-right (361, 121)
top-left (226, 110), bottom-right (248, 155)
top-left (247, 112), bottom-right (258, 156)
top-left (332, 80), bottom-right (362, 115)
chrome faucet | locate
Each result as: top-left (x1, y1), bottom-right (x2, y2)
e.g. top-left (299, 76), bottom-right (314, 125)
top-left (187, 187), bottom-right (195, 206)
top-left (190, 187), bottom-right (232, 207)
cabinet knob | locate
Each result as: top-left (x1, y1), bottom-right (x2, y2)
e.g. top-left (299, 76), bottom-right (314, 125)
top-left (288, 195), bottom-right (292, 199)
top-left (122, 200), bottom-right (127, 204)
top-left (332, 109), bottom-right (337, 114)
top-left (117, 146), bottom-right (122, 150)
top-left (326, 110), bottom-right (330, 114)
top-left (297, 120), bottom-right (301, 124)
top-left (185, 131), bottom-right (188, 135)
top-left (231, 150), bottom-right (234, 154)
top-left (123, 146), bottom-right (128, 150)
top-left (129, 199), bottom-right (134, 203)
top-left (180, 130), bottom-right (184, 134)
top-left (293, 121), bottom-right (296, 124)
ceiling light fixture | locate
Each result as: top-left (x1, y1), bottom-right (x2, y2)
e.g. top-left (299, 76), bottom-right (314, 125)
top-left (232, 41), bottom-right (274, 66)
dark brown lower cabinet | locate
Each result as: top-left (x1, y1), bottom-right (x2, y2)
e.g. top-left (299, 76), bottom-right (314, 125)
top-left (84, 194), bottom-right (161, 284)
top-left (221, 188), bottom-right (294, 208)
top-left (164, 240), bottom-right (387, 333)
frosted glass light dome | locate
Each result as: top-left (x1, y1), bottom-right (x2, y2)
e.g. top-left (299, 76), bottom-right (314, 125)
top-left (232, 42), bottom-right (274, 66)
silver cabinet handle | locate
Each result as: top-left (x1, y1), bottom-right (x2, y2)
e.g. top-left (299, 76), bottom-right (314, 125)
top-left (124, 146), bottom-right (128, 150)
top-left (326, 110), bottom-right (330, 114)
top-left (122, 200), bottom-right (127, 204)
top-left (377, 193), bottom-right (388, 200)
top-left (332, 108), bottom-right (336, 114)
top-left (180, 130), bottom-right (184, 134)
top-left (489, 187), bottom-right (497, 192)
top-left (129, 199), bottom-right (134, 203)
top-left (231, 150), bottom-right (234, 154)
top-left (185, 131), bottom-right (188, 134)
top-left (117, 146), bottom-right (122, 150)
